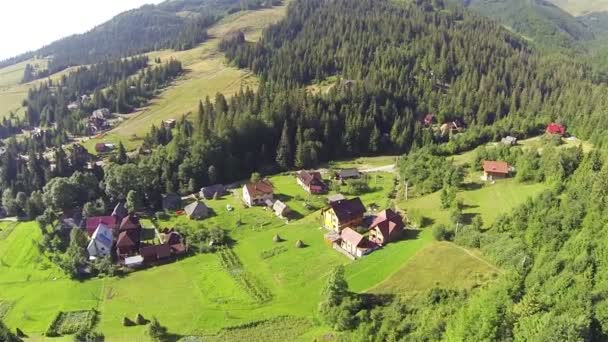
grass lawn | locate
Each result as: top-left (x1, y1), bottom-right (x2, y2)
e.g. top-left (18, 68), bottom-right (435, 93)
top-left (372, 242), bottom-right (500, 294)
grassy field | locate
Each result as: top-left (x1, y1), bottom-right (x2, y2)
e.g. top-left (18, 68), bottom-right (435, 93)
top-left (372, 242), bottom-right (499, 294)
top-left (328, 155), bottom-right (399, 170)
top-left (400, 176), bottom-right (548, 228)
top-left (109, 5), bottom-right (287, 141)
top-left (0, 58), bottom-right (48, 88)
top-left (0, 170), bottom-right (438, 340)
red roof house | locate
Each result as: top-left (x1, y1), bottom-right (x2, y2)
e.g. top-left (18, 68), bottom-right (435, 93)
top-left (482, 161), bottom-right (510, 181)
top-left (116, 230), bottom-right (140, 256)
top-left (339, 227), bottom-right (377, 258)
top-left (120, 214), bottom-right (141, 231)
top-left (242, 180), bottom-right (274, 207)
top-left (297, 170), bottom-right (327, 194)
top-left (85, 216), bottom-right (118, 235)
top-left (368, 209), bottom-right (405, 245)
top-left (546, 123), bottom-right (566, 136)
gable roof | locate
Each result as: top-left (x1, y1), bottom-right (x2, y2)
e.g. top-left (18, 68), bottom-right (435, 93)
top-left (90, 224), bottom-right (114, 249)
top-left (117, 230), bottom-right (140, 248)
top-left (546, 123), bottom-right (566, 135)
top-left (86, 216), bottom-right (117, 235)
top-left (298, 171), bottom-right (325, 187)
top-left (120, 214), bottom-right (141, 231)
top-left (482, 161), bottom-right (509, 175)
top-left (273, 200), bottom-right (289, 214)
top-left (244, 180), bottom-right (274, 198)
top-left (162, 193), bottom-right (182, 209)
top-left (370, 209), bottom-right (405, 239)
top-left (184, 201), bottom-right (209, 217)
top-left (341, 227), bottom-right (364, 247)
top-left (140, 243), bottom-right (172, 261)
top-left (337, 168), bottom-right (360, 179)
top-left (330, 197), bottom-right (366, 224)
top-left (200, 184), bottom-right (226, 199)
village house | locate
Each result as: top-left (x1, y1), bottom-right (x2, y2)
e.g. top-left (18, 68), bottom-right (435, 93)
top-left (482, 160), bottom-right (511, 181)
top-left (339, 227), bottom-right (377, 258)
top-left (335, 168), bottom-right (361, 182)
top-left (273, 200), bottom-right (290, 218)
top-left (368, 209), bottom-right (405, 246)
top-left (162, 230), bottom-right (187, 256)
top-left (120, 214), bottom-right (141, 231)
top-left (327, 194), bottom-right (346, 204)
top-left (501, 136), bottom-right (518, 146)
top-left (242, 180), bottom-right (274, 207)
top-left (162, 194), bottom-right (182, 211)
top-left (87, 224), bottom-right (114, 260)
top-left (546, 123), bottom-right (566, 136)
top-left (94, 143), bottom-right (115, 153)
top-left (184, 201), bottom-right (211, 220)
top-left (140, 244), bottom-right (172, 263)
top-left (322, 197), bottom-right (366, 231)
top-left (297, 170), bottom-right (327, 194)
top-left (116, 230), bottom-right (141, 257)
top-left (200, 184), bottom-right (227, 200)
top-left (85, 216), bottom-right (118, 236)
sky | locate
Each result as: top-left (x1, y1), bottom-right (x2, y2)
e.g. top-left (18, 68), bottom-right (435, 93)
top-left (0, 0), bottom-right (164, 60)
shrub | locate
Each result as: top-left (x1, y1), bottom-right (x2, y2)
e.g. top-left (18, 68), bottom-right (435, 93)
top-left (432, 224), bottom-right (452, 241)
top-left (345, 179), bottom-right (370, 195)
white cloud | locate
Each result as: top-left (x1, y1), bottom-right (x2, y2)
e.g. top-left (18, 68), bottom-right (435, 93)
top-left (0, 0), bottom-right (163, 60)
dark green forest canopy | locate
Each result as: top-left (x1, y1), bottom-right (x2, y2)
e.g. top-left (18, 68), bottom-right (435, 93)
top-left (222, 0), bottom-right (608, 145)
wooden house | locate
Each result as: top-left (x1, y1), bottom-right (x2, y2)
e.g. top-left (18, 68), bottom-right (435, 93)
top-left (335, 169), bottom-right (361, 181)
top-left (482, 161), bottom-right (510, 181)
top-left (199, 184), bottom-right (227, 200)
top-left (242, 180), bottom-right (274, 207)
top-left (116, 230), bottom-right (140, 257)
top-left (184, 201), bottom-right (210, 220)
top-left (368, 209), bottom-right (405, 246)
top-left (339, 227), bottom-right (377, 258)
top-left (322, 197), bottom-right (366, 231)
top-left (297, 170), bottom-right (327, 194)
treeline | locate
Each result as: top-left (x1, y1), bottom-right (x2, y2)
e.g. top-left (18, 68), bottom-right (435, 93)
top-left (221, 0), bottom-right (608, 147)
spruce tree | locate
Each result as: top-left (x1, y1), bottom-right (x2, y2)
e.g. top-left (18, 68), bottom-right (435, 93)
top-left (275, 122), bottom-right (293, 170)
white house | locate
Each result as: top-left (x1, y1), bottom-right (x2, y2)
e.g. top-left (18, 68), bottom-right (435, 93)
top-left (87, 224), bottom-right (114, 260)
top-left (242, 180), bottom-right (274, 207)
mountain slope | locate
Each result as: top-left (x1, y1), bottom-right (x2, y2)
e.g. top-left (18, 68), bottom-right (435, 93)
top-left (0, 0), bottom-right (274, 74)
top-left (548, 0), bottom-right (608, 15)
top-left (457, 0), bottom-right (594, 50)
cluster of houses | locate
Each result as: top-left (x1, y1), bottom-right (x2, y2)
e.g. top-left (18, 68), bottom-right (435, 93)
top-left (322, 197), bottom-right (406, 259)
top-left (85, 203), bottom-right (187, 268)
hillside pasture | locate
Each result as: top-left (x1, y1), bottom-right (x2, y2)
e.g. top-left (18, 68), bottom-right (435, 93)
top-left (111, 5), bottom-right (287, 141)
top-left (372, 242), bottom-right (499, 294)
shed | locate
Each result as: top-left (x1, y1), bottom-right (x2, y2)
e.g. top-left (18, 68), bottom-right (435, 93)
top-left (200, 184), bottom-right (227, 200)
top-left (162, 193), bottom-right (182, 211)
top-left (336, 168), bottom-right (360, 181)
top-left (184, 201), bottom-right (210, 220)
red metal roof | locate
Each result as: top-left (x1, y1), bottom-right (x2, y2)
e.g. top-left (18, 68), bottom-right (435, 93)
top-left (546, 123), bottom-right (565, 135)
top-left (86, 216), bottom-right (118, 235)
top-left (483, 161), bottom-right (509, 175)
top-left (245, 180), bottom-right (274, 198)
top-left (340, 227), bottom-right (364, 247)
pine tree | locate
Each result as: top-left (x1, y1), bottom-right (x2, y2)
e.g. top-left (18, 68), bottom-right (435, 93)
top-left (275, 122), bottom-right (293, 170)
top-left (116, 142), bottom-right (128, 165)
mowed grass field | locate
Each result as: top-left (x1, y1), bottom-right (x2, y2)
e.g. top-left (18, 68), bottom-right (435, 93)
top-left (0, 170), bottom-right (440, 340)
top-left (109, 5), bottom-right (287, 141)
top-left (372, 242), bottom-right (500, 294)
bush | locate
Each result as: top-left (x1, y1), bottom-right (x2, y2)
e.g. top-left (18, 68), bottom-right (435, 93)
top-left (345, 179), bottom-right (371, 195)
top-left (432, 224), bottom-right (452, 241)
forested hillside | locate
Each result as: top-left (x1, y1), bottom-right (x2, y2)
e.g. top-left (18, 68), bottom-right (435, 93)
top-left (457, 0), bottom-right (594, 51)
top-left (0, 0), bottom-right (276, 75)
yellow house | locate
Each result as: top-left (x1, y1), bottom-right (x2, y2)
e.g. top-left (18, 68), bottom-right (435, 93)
top-left (322, 197), bottom-right (366, 231)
